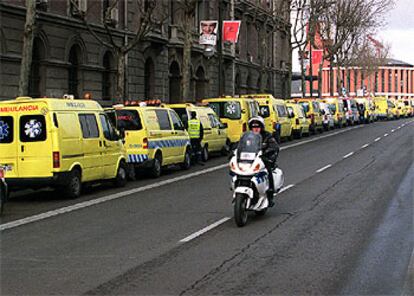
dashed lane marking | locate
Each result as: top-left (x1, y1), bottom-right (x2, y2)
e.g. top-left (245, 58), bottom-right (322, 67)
top-left (179, 217), bottom-right (231, 243)
top-left (179, 184), bottom-right (296, 243)
top-left (384, 133), bottom-right (389, 137)
top-left (0, 125), bottom-right (369, 232)
top-left (278, 184), bottom-right (295, 193)
top-left (316, 164), bottom-right (332, 173)
top-left (0, 164), bottom-right (228, 232)
top-left (374, 137), bottom-right (381, 142)
top-left (391, 129), bottom-right (395, 132)
top-left (343, 152), bottom-right (354, 159)
top-left (361, 144), bottom-right (370, 149)
top-left (280, 125), bottom-right (362, 151)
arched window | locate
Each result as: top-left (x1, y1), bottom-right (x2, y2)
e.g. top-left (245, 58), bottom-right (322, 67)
top-left (169, 61), bottom-right (181, 103)
top-left (144, 58), bottom-right (155, 99)
top-left (235, 73), bottom-right (241, 95)
top-left (246, 74), bottom-right (252, 94)
top-left (195, 66), bottom-right (206, 99)
top-left (102, 51), bottom-right (114, 100)
top-left (257, 75), bottom-right (261, 92)
top-left (68, 45), bottom-right (81, 98)
top-left (28, 38), bottom-right (44, 97)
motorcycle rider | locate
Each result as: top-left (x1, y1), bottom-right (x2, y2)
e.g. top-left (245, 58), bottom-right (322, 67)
top-left (247, 116), bottom-right (280, 206)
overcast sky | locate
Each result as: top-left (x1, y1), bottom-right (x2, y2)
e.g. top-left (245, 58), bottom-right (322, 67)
top-left (292, 0), bottom-right (414, 72)
top-left (377, 0), bottom-right (414, 65)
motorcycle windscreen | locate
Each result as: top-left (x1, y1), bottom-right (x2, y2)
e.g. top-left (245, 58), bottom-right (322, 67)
top-left (237, 132), bottom-right (262, 162)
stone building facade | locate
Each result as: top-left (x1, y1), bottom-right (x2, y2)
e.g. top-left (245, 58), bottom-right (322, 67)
top-left (0, 0), bottom-right (291, 105)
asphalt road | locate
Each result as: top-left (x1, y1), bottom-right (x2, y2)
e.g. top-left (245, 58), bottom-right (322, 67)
top-left (1, 118), bottom-right (413, 295)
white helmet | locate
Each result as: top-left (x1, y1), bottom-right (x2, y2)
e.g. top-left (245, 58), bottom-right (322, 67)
top-left (248, 116), bottom-right (265, 130)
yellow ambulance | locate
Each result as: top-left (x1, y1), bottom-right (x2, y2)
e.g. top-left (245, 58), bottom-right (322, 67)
top-left (292, 98), bottom-right (324, 134)
top-left (0, 97), bottom-right (128, 198)
top-left (286, 102), bottom-right (310, 138)
top-left (243, 94), bottom-right (292, 140)
top-left (110, 102), bottom-right (191, 178)
top-left (167, 103), bottom-right (229, 160)
top-left (319, 97), bottom-right (346, 127)
top-left (202, 97), bottom-right (260, 146)
top-left (373, 96), bottom-right (390, 120)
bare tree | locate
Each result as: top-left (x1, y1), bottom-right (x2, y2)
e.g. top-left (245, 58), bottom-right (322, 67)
top-left (71, 0), bottom-right (166, 102)
top-left (317, 0), bottom-right (393, 96)
top-left (174, 0), bottom-right (198, 102)
top-left (18, 0), bottom-right (36, 96)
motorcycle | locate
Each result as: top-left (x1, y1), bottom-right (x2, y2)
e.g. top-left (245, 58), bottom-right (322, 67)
top-left (0, 166), bottom-right (8, 214)
top-left (229, 132), bottom-right (284, 227)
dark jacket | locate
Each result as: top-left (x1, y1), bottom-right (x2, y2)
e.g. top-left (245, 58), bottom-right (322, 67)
top-left (261, 130), bottom-right (279, 166)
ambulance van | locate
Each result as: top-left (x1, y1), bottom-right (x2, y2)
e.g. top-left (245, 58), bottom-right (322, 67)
top-left (0, 97), bottom-right (128, 198)
top-left (202, 97), bottom-right (260, 147)
top-left (111, 102), bottom-right (192, 178)
top-left (167, 103), bottom-right (229, 160)
top-left (244, 94), bottom-right (293, 140)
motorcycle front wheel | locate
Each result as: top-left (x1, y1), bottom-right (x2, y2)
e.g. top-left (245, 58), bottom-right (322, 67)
top-left (234, 193), bottom-right (248, 227)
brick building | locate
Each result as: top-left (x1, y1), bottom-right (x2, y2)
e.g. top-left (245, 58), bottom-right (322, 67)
top-left (319, 59), bottom-right (414, 99)
top-left (0, 0), bottom-right (291, 105)
top-left (298, 24), bottom-right (414, 99)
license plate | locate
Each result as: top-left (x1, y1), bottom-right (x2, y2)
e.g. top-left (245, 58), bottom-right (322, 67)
top-left (240, 152), bottom-right (256, 161)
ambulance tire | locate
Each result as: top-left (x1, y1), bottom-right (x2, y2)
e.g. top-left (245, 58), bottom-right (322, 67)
top-left (202, 145), bottom-right (209, 162)
top-left (150, 153), bottom-right (162, 178)
top-left (114, 161), bottom-right (127, 188)
top-left (63, 169), bottom-right (82, 199)
top-left (180, 149), bottom-right (191, 170)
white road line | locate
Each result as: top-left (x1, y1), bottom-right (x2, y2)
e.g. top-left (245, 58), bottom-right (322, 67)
top-left (278, 184), bottom-right (295, 193)
top-left (361, 143), bottom-right (370, 149)
top-left (384, 133), bottom-right (389, 137)
top-left (179, 217), bottom-right (231, 243)
top-left (316, 164), bottom-right (332, 173)
top-left (280, 125), bottom-right (362, 151)
top-left (391, 129), bottom-right (395, 132)
top-left (0, 125), bottom-right (365, 231)
top-left (0, 164), bottom-right (228, 232)
top-left (343, 152), bottom-right (354, 159)
top-left (180, 184), bottom-right (297, 243)
top-left (397, 126), bottom-right (401, 129)
top-left (374, 137), bottom-right (381, 142)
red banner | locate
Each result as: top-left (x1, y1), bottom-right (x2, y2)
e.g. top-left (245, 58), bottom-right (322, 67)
top-left (312, 49), bottom-right (323, 64)
top-left (223, 21), bottom-right (241, 43)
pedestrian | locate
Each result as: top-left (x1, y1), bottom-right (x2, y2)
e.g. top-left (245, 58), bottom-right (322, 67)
top-left (188, 111), bottom-right (204, 165)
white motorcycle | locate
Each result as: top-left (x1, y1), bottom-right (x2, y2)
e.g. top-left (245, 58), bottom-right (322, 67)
top-left (229, 132), bottom-right (284, 227)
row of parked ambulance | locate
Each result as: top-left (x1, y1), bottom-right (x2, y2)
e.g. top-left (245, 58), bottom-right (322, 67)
top-left (0, 94), bottom-right (412, 203)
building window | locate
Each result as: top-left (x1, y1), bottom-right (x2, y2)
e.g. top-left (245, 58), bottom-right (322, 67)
top-left (68, 45), bottom-right (81, 98)
top-left (375, 71), bottom-right (378, 93)
top-left (394, 70), bottom-right (398, 92)
top-left (347, 69), bottom-right (351, 92)
top-left (381, 69), bottom-right (385, 92)
top-left (388, 70), bottom-right (392, 92)
top-left (102, 51), bottom-right (113, 100)
top-left (28, 38), bottom-right (43, 98)
top-left (144, 58), bottom-right (155, 99)
top-left (354, 69), bottom-right (357, 92)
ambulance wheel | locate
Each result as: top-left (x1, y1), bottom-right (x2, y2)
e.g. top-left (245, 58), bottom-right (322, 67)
top-left (64, 169), bottom-right (81, 199)
top-left (180, 149), bottom-right (191, 170)
top-left (202, 145), bottom-right (209, 162)
top-left (114, 161), bottom-right (127, 187)
top-left (150, 153), bottom-right (162, 178)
